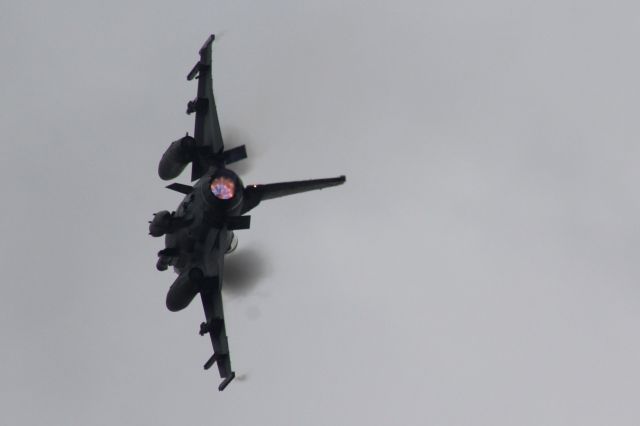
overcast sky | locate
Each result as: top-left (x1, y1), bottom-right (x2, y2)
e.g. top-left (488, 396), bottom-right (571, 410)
top-left (2, 1), bottom-right (640, 425)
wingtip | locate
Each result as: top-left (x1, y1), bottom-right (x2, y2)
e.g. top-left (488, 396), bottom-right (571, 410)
top-left (199, 34), bottom-right (216, 54)
top-left (218, 371), bottom-right (236, 391)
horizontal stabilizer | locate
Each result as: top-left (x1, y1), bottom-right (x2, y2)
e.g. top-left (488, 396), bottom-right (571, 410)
top-left (227, 215), bottom-right (251, 230)
top-left (222, 145), bottom-right (247, 164)
top-left (204, 214), bottom-right (251, 230)
top-left (166, 183), bottom-right (194, 195)
top-left (242, 175), bottom-right (346, 213)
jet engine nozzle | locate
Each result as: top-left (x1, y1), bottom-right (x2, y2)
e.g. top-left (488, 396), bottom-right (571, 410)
top-left (158, 135), bottom-right (197, 180)
top-left (202, 169), bottom-right (245, 217)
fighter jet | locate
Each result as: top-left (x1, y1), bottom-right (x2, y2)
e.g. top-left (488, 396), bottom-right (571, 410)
top-left (149, 35), bottom-right (345, 391)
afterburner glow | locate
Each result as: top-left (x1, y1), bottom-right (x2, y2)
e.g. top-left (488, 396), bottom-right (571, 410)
top-left (210, 177), bottom-right (235, 200)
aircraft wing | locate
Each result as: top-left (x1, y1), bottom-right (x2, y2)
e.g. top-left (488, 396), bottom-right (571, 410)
top-left (197, 229), bottom-right (235, 391)
top-left (242, 175), bottom-right (346, 213)
top-left (199, 277), bottom-right (235, 390)
top-left (187, 34), bottom-right (224, 180)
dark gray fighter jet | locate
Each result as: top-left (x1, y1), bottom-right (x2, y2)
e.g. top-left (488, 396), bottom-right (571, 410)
top-left (149, 35), bottom-right (345, 391)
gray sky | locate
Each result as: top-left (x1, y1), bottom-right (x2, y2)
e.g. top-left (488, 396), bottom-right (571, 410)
top-left (2, 1), bottom-right (640, 425)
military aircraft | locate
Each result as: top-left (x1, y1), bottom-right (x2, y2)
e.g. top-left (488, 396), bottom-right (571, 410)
top-left (149, 35), bottom-right (345, 391)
